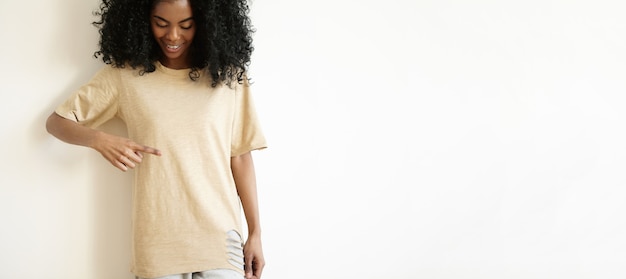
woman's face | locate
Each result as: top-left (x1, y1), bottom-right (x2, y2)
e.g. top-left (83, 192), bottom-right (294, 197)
top-left (150, 0), bottom-right (196, 69)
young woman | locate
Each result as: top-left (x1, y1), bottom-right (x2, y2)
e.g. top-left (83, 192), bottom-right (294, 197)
top-left (45, 0), bottom-right (266, 278)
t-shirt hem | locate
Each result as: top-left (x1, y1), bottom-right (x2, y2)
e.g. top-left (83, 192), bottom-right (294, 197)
top-left (54, 108), bottom-right (79, 123)
top-left (132, 265), bottom-right (244, 279)
top-left (231, 144), bottom-right (267, 157)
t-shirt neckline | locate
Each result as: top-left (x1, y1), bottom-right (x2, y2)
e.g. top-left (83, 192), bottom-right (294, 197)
top-left (155, 61), bottom-right (192, 78)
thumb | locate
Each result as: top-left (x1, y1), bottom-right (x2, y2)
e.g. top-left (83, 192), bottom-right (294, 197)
top-left (244, 255), bottom-right (253, 279)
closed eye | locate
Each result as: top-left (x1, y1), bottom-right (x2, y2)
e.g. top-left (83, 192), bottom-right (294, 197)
top-left (153, 15), bottom-right (194, 29)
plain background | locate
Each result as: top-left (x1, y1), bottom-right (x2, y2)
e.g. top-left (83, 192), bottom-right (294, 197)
top-left (1, 0), bottom-right (625, 278)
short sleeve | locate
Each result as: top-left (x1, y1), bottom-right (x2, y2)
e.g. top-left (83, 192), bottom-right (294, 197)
top-left (230, 80), bottom-right (267, 157)
top-left (54, 65), bottom-right (121, 128)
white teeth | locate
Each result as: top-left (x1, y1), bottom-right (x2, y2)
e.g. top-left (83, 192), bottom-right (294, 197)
top-left (167, 45), bottom-right (181, 49)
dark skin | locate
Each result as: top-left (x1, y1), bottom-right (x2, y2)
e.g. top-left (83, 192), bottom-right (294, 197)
top-left (46, 0), bottom-right (265, 278)
top-left (150, 0), bottom-right (196, 69)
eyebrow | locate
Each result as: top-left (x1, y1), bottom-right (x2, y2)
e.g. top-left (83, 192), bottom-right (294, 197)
top-left (153, 15), bottom-right (194, 24)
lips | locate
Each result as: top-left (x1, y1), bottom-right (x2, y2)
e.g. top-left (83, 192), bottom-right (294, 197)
top-left (164, 43), bottom-right (182, 53)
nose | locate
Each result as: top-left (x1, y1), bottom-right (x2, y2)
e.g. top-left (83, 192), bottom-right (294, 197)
top-left (166, 27), bottom-right (181, 41)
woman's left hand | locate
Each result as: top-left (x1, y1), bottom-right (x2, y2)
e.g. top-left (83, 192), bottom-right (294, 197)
top-left (243, 233), bottom-right (265, 279)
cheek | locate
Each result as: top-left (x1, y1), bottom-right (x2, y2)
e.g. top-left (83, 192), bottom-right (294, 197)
top-left (187, 28), bottom-right (196, 42)
top-left (151, 26), bottom-right (164, 40)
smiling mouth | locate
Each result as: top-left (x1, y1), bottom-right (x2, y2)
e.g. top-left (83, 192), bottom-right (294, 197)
top-left (166, 44), bottom-right (181, 50)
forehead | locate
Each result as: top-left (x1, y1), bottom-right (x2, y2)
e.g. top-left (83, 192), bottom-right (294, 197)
top-left (151, 0), bottom-right (193, 18)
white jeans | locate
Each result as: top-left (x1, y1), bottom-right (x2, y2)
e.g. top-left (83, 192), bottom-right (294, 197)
top-left (136, 269), bottom-right (243, 279)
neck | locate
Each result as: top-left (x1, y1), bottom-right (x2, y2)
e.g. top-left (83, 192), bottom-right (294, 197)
top-left (159, 57), bottom-right (191, 70)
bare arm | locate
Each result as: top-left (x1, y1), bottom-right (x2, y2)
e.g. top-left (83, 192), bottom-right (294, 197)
top-left (231, 151), bottom-right (265, 279)
top-left (46, 112), bottom-right (161, 171)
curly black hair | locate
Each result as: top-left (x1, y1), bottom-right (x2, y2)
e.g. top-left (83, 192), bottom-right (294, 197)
top-left (93, 0), bottom-right (254, 87)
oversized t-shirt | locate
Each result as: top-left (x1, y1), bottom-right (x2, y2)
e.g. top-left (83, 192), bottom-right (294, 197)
top-left (55, 62), bottom-right (267, 278)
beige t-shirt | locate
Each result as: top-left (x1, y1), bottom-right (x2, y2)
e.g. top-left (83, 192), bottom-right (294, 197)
top-left (55, 62), bottom-right (267, 278)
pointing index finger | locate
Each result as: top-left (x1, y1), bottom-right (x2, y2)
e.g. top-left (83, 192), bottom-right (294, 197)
top-left (140, 145), bottom-right (162, 156)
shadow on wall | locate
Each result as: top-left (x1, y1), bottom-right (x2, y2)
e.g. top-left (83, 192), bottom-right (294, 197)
top-left (90, 118), bottom-right (135, 279)
top-left (36, 0), bottom-right (136, 277)
top-left (38, 83), bottom-right (134, 279)
top-left (39, 109), bottom-right (134, 278)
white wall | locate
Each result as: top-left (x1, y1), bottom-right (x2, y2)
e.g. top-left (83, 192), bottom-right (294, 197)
top-left (1, 0), bottom-right (625, 278)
